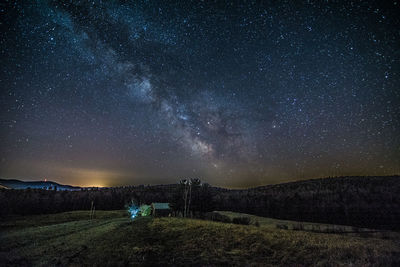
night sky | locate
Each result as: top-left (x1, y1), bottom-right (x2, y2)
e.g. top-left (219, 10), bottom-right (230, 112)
top-left (1, 1), bottom-right (399, 188)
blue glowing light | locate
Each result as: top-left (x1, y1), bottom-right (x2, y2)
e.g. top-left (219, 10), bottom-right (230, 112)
top-left (128, 204), bottom-right (140, 219)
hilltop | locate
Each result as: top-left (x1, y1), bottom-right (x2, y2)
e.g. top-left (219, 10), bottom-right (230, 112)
top-left (0, 178), bottom-right (81, 191)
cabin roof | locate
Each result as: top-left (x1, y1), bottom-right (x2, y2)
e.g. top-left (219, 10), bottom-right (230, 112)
top-left (152, 202), bottom-right (170, 209)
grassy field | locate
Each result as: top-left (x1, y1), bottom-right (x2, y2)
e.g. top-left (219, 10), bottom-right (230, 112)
top-left (1, 211), bottom-right (399, 266)
top-left (217, 211), bottom-right (377, 232)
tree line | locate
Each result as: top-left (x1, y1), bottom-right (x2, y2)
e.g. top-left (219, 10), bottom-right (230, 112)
top-left (0, 176), bottom-right (399, 230)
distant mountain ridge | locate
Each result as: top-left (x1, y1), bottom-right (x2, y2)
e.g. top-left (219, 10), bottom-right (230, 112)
top-left (0, 178), bottom-right (81, 191)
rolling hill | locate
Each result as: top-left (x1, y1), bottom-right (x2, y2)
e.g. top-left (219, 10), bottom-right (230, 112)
top-left (0, 178), bottom-right (81, 191)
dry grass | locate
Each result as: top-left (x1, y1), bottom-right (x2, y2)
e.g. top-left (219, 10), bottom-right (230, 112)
top-left (216, 211), bottom-right (389, 233)
top-left (0, 210), bottom-right (127, 229)
top-left (1, 211), bottom-right (399, 266)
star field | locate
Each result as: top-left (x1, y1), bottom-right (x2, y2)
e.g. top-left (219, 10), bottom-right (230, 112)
top-left (0, 0), bottom-right (399, 187)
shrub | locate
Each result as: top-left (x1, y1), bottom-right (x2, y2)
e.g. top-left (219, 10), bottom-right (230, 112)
top-left (232, 217), bottom-right (251, 225)
top-left (276, 223), bottom-right (288, 230)
top-left (213, 213), bottom-right (232, 223)
top-left (311, 224), bottom-right (321, 232)
top-left (292, 223), bottom-right (304, 231)
top-left (204, 212), bottom-right (232, 223)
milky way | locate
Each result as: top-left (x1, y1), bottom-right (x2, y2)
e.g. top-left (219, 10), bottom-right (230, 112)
top-left (1, 1), bottom-right (399, 187)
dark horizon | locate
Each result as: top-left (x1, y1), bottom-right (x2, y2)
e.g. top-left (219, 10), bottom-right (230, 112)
top-left (1, 1), bottom-right (399, 188)
top-left (1, 174), bottom-right (399, 190)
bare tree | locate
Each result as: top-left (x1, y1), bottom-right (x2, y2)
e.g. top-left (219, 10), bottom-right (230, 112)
top-left (181, 179), bottom-right (189, 217)
top-left (179, 178), bottom-right (202, 217)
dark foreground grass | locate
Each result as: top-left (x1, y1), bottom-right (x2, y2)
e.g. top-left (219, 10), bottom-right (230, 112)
top-left (216, 211), bottom-right (395, 234)
top-left (0, 210), bottom-right (127, 230)
top-left (1, 211), bottom-right (399, 266)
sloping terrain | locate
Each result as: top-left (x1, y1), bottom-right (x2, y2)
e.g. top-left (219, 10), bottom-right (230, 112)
top-left (1, 211), bottom-right (399, 266)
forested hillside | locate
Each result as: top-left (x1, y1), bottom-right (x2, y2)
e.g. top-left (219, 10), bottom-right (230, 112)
top-left (1, 176), bottom-right (399, 230)
top-left (217, 176), bottom-right (400, 230)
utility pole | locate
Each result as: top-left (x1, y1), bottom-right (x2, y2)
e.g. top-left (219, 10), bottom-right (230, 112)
top-left (90, 200), bottom-right (95, 220)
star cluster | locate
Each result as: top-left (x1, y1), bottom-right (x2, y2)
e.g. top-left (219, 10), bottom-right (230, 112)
top-left (1, 0), bottom-right (399, 187)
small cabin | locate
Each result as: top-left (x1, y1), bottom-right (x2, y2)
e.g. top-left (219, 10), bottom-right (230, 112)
top-left (151, 202), bottom-right (171, 217)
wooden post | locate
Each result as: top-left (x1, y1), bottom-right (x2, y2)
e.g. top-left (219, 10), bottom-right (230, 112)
top-left (90, 200), bottom-right (94, 220)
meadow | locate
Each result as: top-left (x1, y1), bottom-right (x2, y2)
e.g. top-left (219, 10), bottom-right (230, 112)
top-left (1, 210), bottom-right (399, 266)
